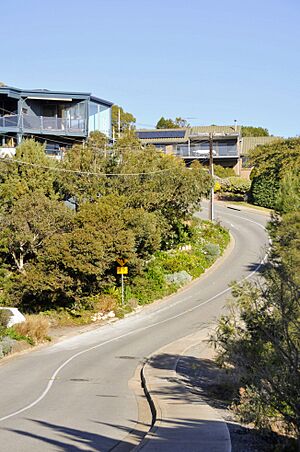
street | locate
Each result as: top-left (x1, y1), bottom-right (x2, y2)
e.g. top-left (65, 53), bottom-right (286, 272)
top-left (0, 203), bottom-right (269, 451)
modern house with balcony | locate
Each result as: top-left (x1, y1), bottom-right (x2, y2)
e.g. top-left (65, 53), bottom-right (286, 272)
top-left (136, 125), bottom-right (242, 174)
top-left (0, 86), bottom-right (113, 156)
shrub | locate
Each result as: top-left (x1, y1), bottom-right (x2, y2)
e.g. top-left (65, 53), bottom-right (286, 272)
top-left (204, 243), bottom-right (220, 257)
top-left (0, 309), bottom-right (12, 328)
top-left (0, 337), bottom-right (16, 358)
top-left (214, 165), bottom-right (236, 178)
top-left (250, 172), bottom-right (280, 208)
top-left (219, 176), bottom-right (251, 201)
top-left (222, 177), bottom-right (251, 195)
top-left (13, 315), bottom-right (50, 344)
top-left (165, 270), bottom-right (192, 286)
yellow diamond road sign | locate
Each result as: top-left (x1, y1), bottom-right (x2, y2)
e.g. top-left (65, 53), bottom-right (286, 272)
top-left (116, 258), bottom-right (129, 266)
top-left (117, 266), bottom-right (128, 275)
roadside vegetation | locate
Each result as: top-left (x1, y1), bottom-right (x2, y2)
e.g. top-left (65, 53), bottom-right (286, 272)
top-left (248, 137), bottom-right (300, 209)
top-left (0, 133), bottom-right (229, 341)
top-left (212, 167), bottom-right (300, 449)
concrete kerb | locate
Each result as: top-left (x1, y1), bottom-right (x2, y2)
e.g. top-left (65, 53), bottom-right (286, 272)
top-left (110, 363), bottom-right (153, 452)
top-left (134, 329), bottom-right (231, 451)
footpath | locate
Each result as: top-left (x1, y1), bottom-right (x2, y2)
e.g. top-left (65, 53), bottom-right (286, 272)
top-left (134, 329), bottom-right (231, 452)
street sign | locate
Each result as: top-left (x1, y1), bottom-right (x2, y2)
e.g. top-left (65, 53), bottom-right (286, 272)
top-left (117, 266), bottom-right (128, 275)
top-left (116, 258), bottom-right (129, 267)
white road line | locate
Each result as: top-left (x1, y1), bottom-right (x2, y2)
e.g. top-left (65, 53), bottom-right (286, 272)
top-left (0, 210), bottom-right (268, 423)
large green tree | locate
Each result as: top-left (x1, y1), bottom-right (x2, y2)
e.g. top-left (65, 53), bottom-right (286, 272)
top-left (112, 105), bottom-right (136, 133)
top-left (156, 117), bottom-right (190, 129)
top-left (241, 126), bottom-right (269, 137)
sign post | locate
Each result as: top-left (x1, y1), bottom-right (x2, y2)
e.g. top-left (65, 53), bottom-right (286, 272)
top-left (121, 273), bottom-right (124, 306)
top-left (116, 259), bottom-right (129, 305)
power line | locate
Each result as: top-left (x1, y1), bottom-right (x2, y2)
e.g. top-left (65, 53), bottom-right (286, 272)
top-left (0, 157), bottom-right (173, 177)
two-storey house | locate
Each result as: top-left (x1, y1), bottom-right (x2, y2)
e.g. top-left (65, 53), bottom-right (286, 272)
top-left (0, 86), bottom-right (113, 156)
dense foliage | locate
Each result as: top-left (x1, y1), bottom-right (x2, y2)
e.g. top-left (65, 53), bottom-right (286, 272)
top-left (0, 138), bottom-right (214, 314)
top-left (241, 126), bottom-right (269, 137)
top-left (156, 117), bottom-right (190, 129)
top-left (212, 176), bottom-right (300, 441)
top-left (249, 137), bottom-right (300, 208)
top-left (111, 105), bottom-right (136, 133)
top-left (218, 176), bottom-right (251, 201)
top-left (213, 165), bottom-right (235, 178)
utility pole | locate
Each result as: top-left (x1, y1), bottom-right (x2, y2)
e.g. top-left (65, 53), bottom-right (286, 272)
top-left (209, 132), bottom-right (214, 221)
top-left (118, 108), bottom-right (121, 137)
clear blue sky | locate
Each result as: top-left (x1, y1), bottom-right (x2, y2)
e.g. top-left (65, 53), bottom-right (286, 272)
top-left (1, 0), bottom-right (299, 137)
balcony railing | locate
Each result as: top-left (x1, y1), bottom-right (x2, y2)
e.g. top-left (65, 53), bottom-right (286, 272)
top-left (0, 114), bottom-right (86, 134)
top-left (174, 144), bottom-right (238, 158)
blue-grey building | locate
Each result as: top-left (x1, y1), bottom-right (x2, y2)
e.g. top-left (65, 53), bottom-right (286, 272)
top-left (0, 86), bottom-right (113, 154)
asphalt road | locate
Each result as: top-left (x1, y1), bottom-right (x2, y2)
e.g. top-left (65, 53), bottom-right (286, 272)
top-left (0, 203), bottom-right (269, 452)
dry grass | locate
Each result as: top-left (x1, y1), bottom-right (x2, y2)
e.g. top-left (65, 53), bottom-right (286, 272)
top-left (14, 315), bottom-right (50, 344)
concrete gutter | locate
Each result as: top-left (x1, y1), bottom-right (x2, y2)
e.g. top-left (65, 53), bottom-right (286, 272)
top-left (134, 329), bottom-right (231, 451)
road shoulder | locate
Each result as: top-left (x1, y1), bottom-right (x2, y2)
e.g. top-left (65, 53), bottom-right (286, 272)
top-left (135, 329), bottom-right (231, 451)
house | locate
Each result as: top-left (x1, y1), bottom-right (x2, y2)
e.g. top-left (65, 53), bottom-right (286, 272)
top-left (0, 86), bottom-right (113, 156)
top-left (136, 125), bottom-right (242, 174)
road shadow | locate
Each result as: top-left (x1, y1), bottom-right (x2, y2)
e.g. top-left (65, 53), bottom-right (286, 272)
top-left (4, 416), bottom-right (295, 452)
top-left (146, 353), bottom-right (296, 451)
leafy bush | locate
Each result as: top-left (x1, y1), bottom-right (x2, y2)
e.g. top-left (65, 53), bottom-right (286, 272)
top-left (250, 171), bottom-right (280, 208)
top-left (0, 337), bottom-right (16, 358)
top-left (13, 315), bottom-right (50, 344)
top-left (213, 165), bottom-right (235, 178)
top-left (204, 243), bottom-right (220, 257)
top-left (165, 270), bottom-right (192, 286)
top-left (248, 137), bottom-right (300, 208)
top-left (221, 177), bottom-right (251, 194)
top-left (0, 309), bottom-right (11, 328)
top-left (219, 176), bottom-right (251, 201)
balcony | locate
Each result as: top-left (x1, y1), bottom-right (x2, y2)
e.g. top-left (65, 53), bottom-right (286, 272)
top-left (0, 114), bottom-right (86, 135)
top-left (174, 142), bottom-right (238, 159)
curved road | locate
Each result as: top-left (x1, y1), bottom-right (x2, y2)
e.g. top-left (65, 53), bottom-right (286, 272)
top-left (0, 203), bottom-right (269, 451)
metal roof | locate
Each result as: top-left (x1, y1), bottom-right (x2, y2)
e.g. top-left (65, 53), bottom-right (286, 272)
top-left (241, 136), bottom-right (282, 155)
top-left (189, 125), bottom-right (241, 135)
top-left (0, 86), bottom-right (113, 106)
top-left (136, 125), bottom-right (241, 144)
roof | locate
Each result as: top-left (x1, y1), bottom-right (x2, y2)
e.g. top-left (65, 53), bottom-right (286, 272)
top-left (189, 125), bottom-right (241, 135)
top-left (0, 86), bottom-right (113, 107)
top-left (136, 125), bottom-right (241, 144)
top-left (136, 128), bottom-right (189, 144)
top-left (241, 136), bottom-right (282, 155)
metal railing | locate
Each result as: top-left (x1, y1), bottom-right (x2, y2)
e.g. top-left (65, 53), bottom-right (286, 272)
top-left (0, 114), bottom-right (86, 133)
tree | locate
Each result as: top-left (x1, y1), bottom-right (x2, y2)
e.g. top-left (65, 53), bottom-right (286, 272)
top-left (0, 192), bottom-right (73, 273)
top-left (241, 126), bottom-right (269, 137)
top-left (87, 130), bottom-right (109, 150)
top-left (0, 137), bottom-right (212, 312)
top-left (156, 117), bottom-right (190, 129)
top-left (111, 105), bottom-right (136, 133)
top-left (249, 137), bottom-right (300, 208)
top-left (0, 139), bottom-right (58, 209)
